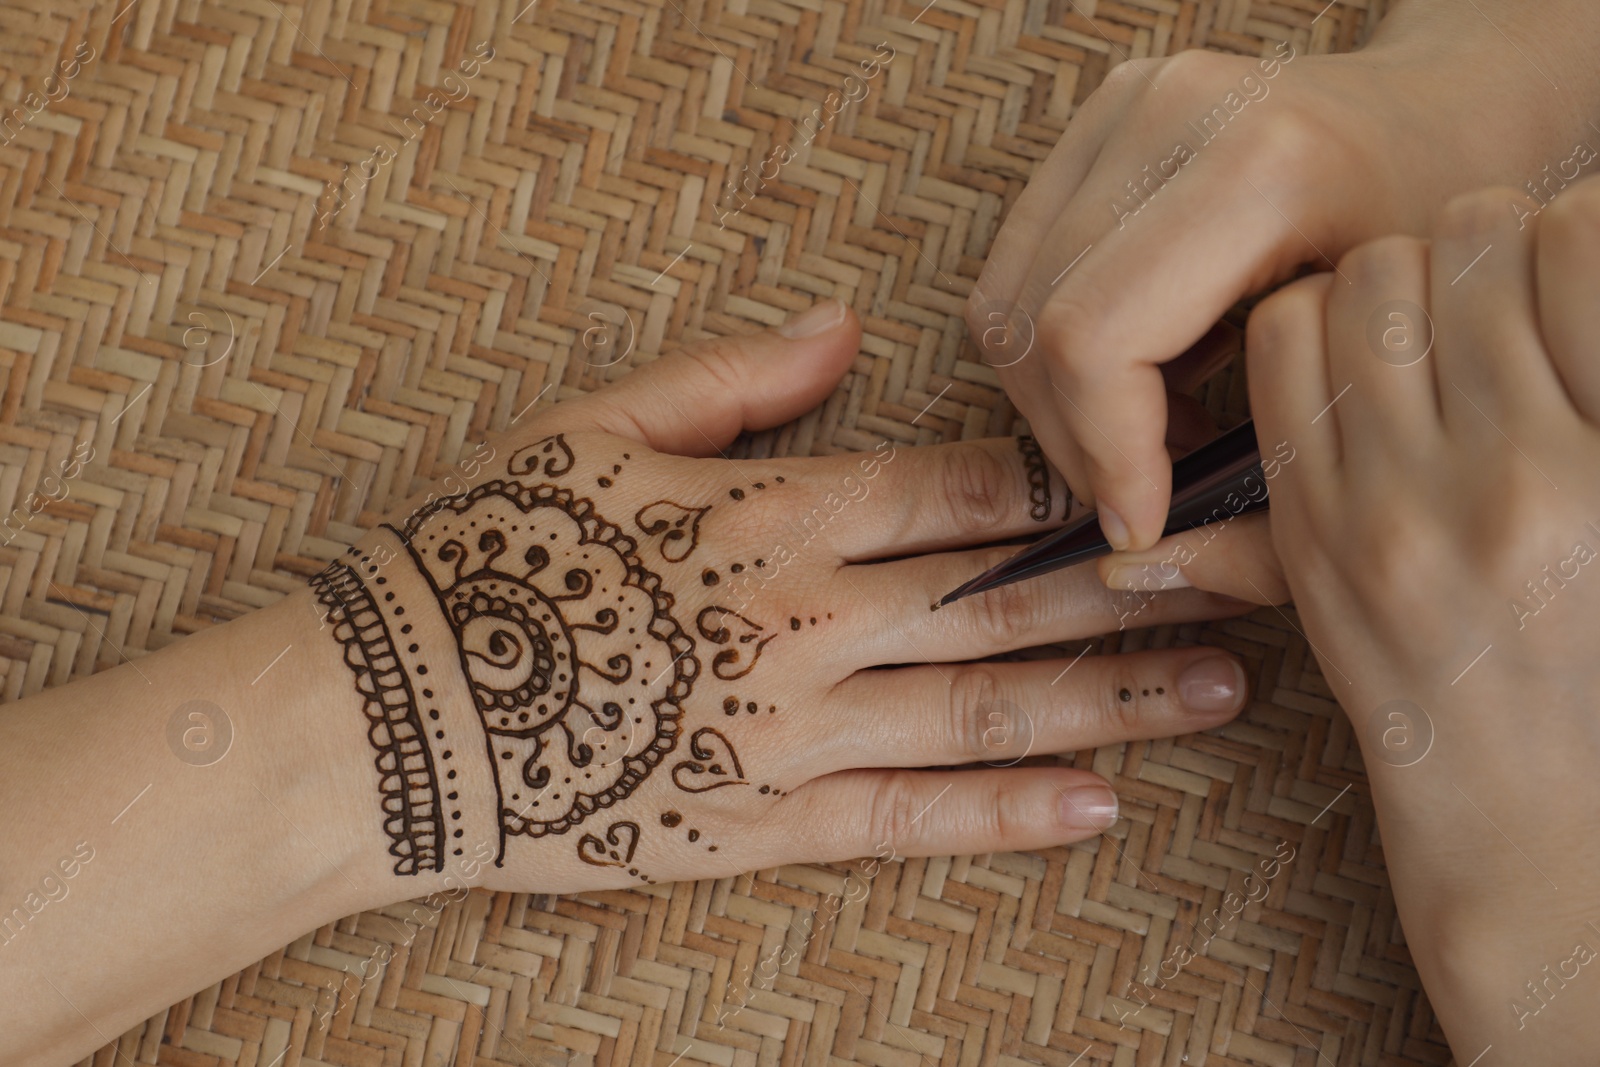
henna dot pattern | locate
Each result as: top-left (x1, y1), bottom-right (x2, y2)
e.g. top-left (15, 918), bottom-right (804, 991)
top-left (659, 809), bottom-right (720, 852)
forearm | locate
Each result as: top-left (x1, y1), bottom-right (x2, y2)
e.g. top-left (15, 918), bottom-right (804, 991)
top-left (0, 587), bottom-right (419, 1064)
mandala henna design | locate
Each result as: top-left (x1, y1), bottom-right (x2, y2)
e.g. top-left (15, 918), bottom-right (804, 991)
top-left (314, 459), bottom-right (699, 874)
top-left (635, 500), bottom-right (710, 564)
top-left (390, 481), bottom-right (698, 844)
top-left (696, 606), bottom-right (775, 681)
top-left (1017, 435), bottom-right (1052, 522)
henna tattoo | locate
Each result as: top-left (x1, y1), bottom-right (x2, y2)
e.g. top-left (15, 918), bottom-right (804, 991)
top-left (660, 810), bottom-right (721, 852)
top-left (696, 606), bottom-right (775, 680)
top-left (668, 728), bottom-right (783, 796)
top-left (722, 696), bottom-right (776, 716)
top-left (577, 819), bottom-right (655, 882)
top-left (315, 433), bottom-right (811, 880)
top-left (636, 500), bottom-right (710, 564)
top-left (509, 434), bottom-right (575, 478)
top-left (391, 480), bottom-right (697, 846)
top-left (672, 727), bottom-right (747, 792)
top-left (311, 556), bottom-right (453, 875)
top-left (1017, 435), bottom-right (1052, 522)
top-left (578, 819), bottom-right (638, 866)
top-left (315, 437), bottom-right (700, 874)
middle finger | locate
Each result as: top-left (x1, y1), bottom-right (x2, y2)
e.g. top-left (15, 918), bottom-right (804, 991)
top-left (833, 544), bottom-right (1252, 666)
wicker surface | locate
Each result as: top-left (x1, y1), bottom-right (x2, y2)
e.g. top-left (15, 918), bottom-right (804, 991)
top-left (0, 0), bottom-right (1460, 1062)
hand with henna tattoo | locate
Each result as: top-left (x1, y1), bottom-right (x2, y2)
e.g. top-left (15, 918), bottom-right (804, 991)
top-left (0, 299), bottom-right (1254, 1062)
top-left (307, 300), bottom-right (1256, 894)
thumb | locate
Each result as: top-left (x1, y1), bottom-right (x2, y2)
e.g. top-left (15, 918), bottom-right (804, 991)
top-left (1095, 511), bottom-right (1289, 606)
top-left (540, 299), bottom-right (860, 456)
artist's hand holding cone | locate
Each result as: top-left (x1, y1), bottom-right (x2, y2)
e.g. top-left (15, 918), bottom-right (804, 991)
top-left (1163, 178), bottom-right (1600, 1059)
top-left (971, 3), bottom-right (1600, 557)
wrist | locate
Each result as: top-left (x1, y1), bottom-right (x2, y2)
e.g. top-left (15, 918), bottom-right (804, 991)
top-left (1365, 1), bottom-right (1600, 153)
top-left (293, 524), bottom-right (518, 901)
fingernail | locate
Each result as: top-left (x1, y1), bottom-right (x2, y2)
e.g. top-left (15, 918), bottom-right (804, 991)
top-left (1059, 784), bottom-right (1119, 831)
top-left (1104, 562), bottom-right (1190, 592)
top-left (1178, 655), bottom-right (1246, 714)
top-left (1098, 505), bottom-right (1131, 551)
top-left (778, 299), bottom-right (846, 339)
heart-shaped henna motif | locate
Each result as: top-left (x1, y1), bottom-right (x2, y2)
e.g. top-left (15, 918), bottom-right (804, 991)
top-left (636, 500), bottom-right (710, 563)
top-left (672, 727), bottom-right (748, 792)
top-left (696, 606), bottom-right (775, 680)
top-left (576, 819), bottom-right (640, 867)
top-left (508, 434), bottom-right (575, 478)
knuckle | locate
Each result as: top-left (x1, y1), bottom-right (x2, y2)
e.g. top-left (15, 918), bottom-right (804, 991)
top-left (1435, 186), bottom-right (1531, 241)
top-left (867, 772), bottom-right (927, 853)
top-left (948, 665), bottom-right (1005, 760)
top-left (1245, 107), bottom-right (1325, 177)
top-left (968, 572), bottom-right (1038, 646)
top-left (1248, 275), bottom-right (1330, 353)
top-left (990, 777), bottom-right (1033, 846)
top-left (1090, 661), bottom-right (1147, 738)
top-left (1035, 294), bottom-right (1106, 378)
top-left (939, 444), bottom-right (1018, 536)
top-left (1345, 516), bottom-right (1447, 608)
top-left (1337, 234), bottom-right (1427, 291)
top-left (1101, 56), bottom-right (1159, 94)
top-left (683, 336), bottom-right (752, 394)
top-left (1542, 176), bottom-right (1600, 237)
top-left (1145, 49), bottom-right (1227, 92)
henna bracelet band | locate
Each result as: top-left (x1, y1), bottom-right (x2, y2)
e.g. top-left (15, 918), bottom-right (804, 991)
top-left (310, 534), bottom-right (503, 875)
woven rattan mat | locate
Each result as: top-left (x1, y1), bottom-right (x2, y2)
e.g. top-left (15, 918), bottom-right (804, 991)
top-left (0, 0), bottom-right (1461, 1062)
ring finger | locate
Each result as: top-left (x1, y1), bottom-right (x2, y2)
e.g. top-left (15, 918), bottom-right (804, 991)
top-left (816, 649), bottom-right (1248, 775)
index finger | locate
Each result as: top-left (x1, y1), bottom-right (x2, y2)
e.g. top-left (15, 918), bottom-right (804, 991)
top-left (1016, 130), bottom-right (1332, 549)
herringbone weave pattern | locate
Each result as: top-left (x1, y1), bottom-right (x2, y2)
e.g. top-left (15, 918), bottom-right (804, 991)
top-left (0, 0), bottom-right (1457, 1062)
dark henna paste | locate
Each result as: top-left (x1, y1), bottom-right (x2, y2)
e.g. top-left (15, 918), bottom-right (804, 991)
top-left (313, 434), bottom-right (700, 874)
top-left (696, 606), bottom-right (775, 680)
top-left (635, 500), bottom-right (710, 564)
top-left (1017, 435), bottom-right (1052, 522)
top-left (671, 727), bottom-right (747, 792)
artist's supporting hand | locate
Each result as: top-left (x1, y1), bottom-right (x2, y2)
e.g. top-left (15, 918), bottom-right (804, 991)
top-left (0, 301), bottom-right (1255, 1066)
top-left (971, 0), bottom-right (1600, 552)
top-left (1206, 178), bottom-right (1600, 1059)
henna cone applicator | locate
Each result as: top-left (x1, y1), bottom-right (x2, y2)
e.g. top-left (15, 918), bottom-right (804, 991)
top-left (938, 419), bottom-right (1269, 607)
